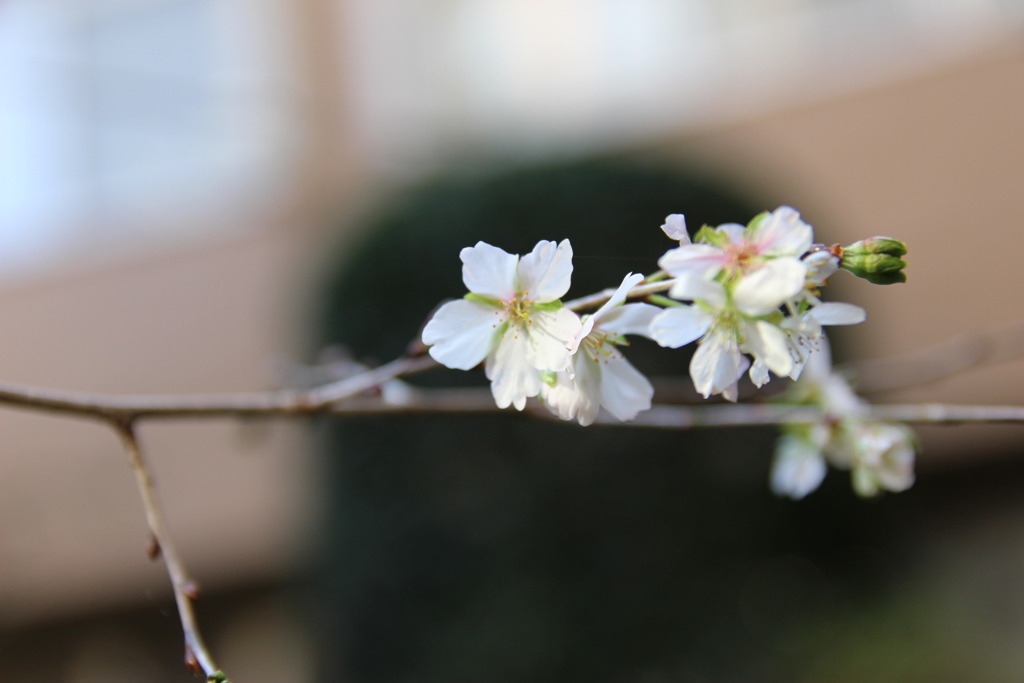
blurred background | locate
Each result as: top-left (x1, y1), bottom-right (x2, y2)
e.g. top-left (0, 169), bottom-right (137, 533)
top-left (1, 0), bottom-right (1023, 681)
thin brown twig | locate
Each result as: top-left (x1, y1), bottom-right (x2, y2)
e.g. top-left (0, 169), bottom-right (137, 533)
top-left (220, 386), bottom-right (1024, 428)
top-left (0, 279), bottom-right (678, 424)
top-left (4, 368), bottom-right (1024, 427)
top-left (0, 354), bottom-right (438, 422)
top-left (563, 277), bottom-right (674, 312)
top-left (115, 421), bottom-right (225, 681)
top-left (842, 319), bottom-right (1024, 394)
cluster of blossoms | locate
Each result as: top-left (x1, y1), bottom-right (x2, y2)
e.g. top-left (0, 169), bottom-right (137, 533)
top-left (770, 341), bottom-right (916, 499)
top-left (648, 207), bottom-right (866, 399)
top-left (421, 207), bottom-right (914, 497)
top-left (421, 240), bottom-right (657, 426)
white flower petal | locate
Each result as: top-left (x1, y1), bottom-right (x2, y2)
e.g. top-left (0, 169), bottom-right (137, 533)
top-left (732, 258), bottom-right (807, 316)
top-left (598, 303), bottom-right (661, 338)
top-left (801, 339), bottom-right (832, 384)
top-left (570, 316), bottom-right (597, 354)
top-left (571, 355), bottom-right (602, 426)
top-left (803, 251), bottom-right (840, 285)
top-left (690, 328), bottom-right (741, 398)
top-left (808, 302), bottom-right (866, 326)
top-left (749, 357), bottom-right (770, 388)
top-left (460, 242), bottom-right (519, 301)
top-left (540, 370), bottom-right (579, 422)
top-left (751, 206), bottom-right (814, 257)
top-left (717, 223), bottom-right (746, 244)
top-left (875, 447), bottom-right (915, 492)
top-left (528, 308), bottom-right (580, 371)
top-left (746, 320), bottom-right (794, 377)
top-left (722, 355), bottom-right (751, 402)
top-left (667, 274), bottom-right (727, 307)
top-left (851, 423), bottom-right (916, 495)
top-left (517, 239), bottom-right (573, 303)
top-left (658, 244), bottom-right (726, 281)
top-left (570, 273), bottom-right (644, 353)
top-left (598, 356), bottom-right (654, 422)
top-left (789, 354), bottom-right (808, 382)
top-left (851, 466), bottom-right (880, 497)
top-left (487, 332), bottom-right (542, 410)
top-left (649, 306), bottom-right (713, 349)
top-left (823, 374), bottom-right (868, 418)
top-left (661, 214), bottom-right (690, 243)
top-left (771, 435), bottom-right (827, 500)
top-left (422, 299), bottom-right (500, 370)
top-left (591, 272), bottom-right (645, 324)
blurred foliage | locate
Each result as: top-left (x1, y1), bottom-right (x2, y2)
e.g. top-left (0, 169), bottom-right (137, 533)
top-left (312, 159), bottom-right (1018, 682)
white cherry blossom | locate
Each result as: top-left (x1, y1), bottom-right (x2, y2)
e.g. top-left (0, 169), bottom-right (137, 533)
top-left (770, 425), bottom-right (830, 500)
top-left (542, 273), bottom-right (658, 426)
top-left (769, 337), bottom-right (916, 499)
top-left (649, 260), bottom-right (806, 398)
top-left (660, 214), bottom-right (690, 244)
top-left (422, 240), bottom-right (580, 410)
top-left (780, 302), bottom-right (866, 381)
top-left (802, 249), bottom-right (840, 287)
top-left (834, 423), bottom-right (916, 497)
top-left (658, 206), bottom-right (813, 285)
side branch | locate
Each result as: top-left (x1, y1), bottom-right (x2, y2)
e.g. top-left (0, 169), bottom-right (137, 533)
top-left (564, 277), bottom-right (674, 312)
top-left (116, 422), bottom-right (226, 681)
top-left (844, 319), bottom-right (1024, 394)
top-left (0, 355), bottom-right (438, 421)
top-left (0, 277), bottom-right (678, 423)
top-left (277, 388), bottom-right (1024, 427)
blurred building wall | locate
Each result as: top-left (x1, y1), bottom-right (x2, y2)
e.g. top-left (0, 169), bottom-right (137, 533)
top-left (0, 0), bottom-right (1022, 675)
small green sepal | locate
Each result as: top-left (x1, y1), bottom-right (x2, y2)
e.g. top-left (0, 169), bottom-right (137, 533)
top-left (530, 300), bottom-right (563, 312)
top-left (541, 370), bottom-right (558, 387)
top-left (745, 211), bottom-right (771, 235)
top-left (841, 253), bottom-right (908, 285)
top-left (207, 673), bottom-right (229, 683)
top-left (464, 293), bottom-right (501, 307)
top-left (646, 294), bottom-right (683, 308)
top-left (695, 225), bottom-right (729, 248)
top-left (843, 237), bottom-right (908, 257)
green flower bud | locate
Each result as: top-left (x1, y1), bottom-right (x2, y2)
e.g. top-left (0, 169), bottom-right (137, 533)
top-left (840, 237), bottom-right (908, 283)
top-left (842, 236), bottom-right (908, 257)
top-left (851, 269), bottom-right (907, 285)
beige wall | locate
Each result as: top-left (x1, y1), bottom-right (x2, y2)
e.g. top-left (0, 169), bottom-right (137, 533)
top-left (0, 0), bottom-right (354, 627)
top-left (0, 231), bottom-right (321, 625)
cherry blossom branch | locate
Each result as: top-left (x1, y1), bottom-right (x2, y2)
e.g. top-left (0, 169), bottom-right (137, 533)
top-left (250, 388), bottom-right (1024, 427)
top-left (116, 422), bottom-right (226, 682)
top-left (0, 355), bottom-right (438, 422)
top-left (3, 360), bottom-right (1024, 428)
top-left (0, 277), bottom-right (677, 424)
top-left (563, 274), bottom-right (674, 311)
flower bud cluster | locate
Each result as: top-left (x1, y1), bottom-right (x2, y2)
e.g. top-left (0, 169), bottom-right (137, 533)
top-left (770, 345), bottom-right (917, 499)
top-left (840, 237), bottom-right (909, 285)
